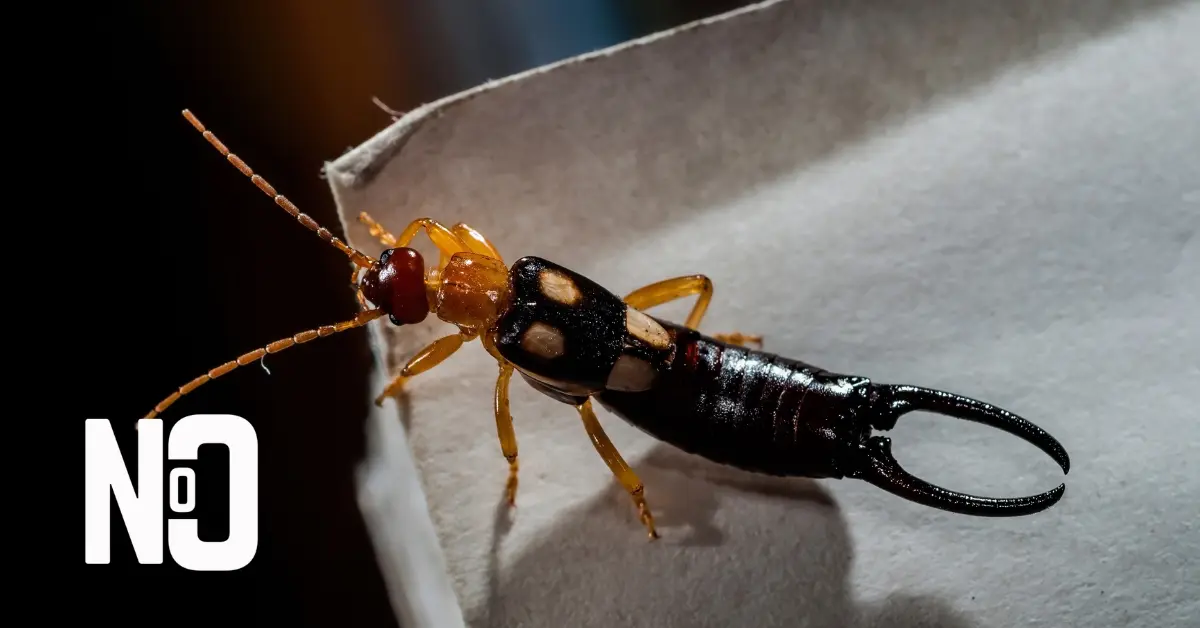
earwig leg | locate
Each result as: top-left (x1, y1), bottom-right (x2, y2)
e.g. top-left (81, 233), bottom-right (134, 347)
top-left (478, 333), bottom-right (521, 503)
top-left (357, 213), bottom-right (471, 269)
top-left (356, 215), bottom-right (507, 301)
top-left (375, 332), bottom-right (468, 406)
top-left (494, 362), bottom-right (520, 505)
top-left (712, 332), bottom-right (764, 349)
top-left (577, 398), bottom-right (659, 540)
top-left (452, 222), bottom-right (505, 265)
top-left (624, 274), bottom-right (763, 343)
top-left (622, 275), bottom-right (713, 329)
top-left (624, 275), bottom-right (762, 344)
top-left (357, 211), bottom-right (399, 248)
top-left (394, 217), bottom-right (469, 254)
top-left (357, 213), bottom-right (478, 295)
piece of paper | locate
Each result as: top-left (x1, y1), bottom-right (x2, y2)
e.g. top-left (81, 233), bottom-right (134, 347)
top-left (327, 1), bottom-right (1199, 626)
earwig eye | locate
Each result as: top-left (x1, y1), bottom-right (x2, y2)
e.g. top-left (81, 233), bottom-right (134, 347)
top-left (379, 248), bottom-right (393, 264)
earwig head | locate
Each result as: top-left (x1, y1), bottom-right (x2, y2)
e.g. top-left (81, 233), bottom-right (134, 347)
top-left (360, 247), bottom-right (430, 325)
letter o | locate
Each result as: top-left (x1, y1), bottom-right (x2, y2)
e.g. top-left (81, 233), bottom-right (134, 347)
top-left (170, 467), bottom-right (196, 513)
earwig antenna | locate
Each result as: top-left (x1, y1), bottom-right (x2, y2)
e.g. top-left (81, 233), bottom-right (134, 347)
top-left (181, 109), bottom-right (376, 269)
top-left (142, 308), bottom-right (385, 423)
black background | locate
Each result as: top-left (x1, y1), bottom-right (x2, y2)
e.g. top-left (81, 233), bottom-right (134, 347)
top-left (81, 1), bottom-right (754, 625)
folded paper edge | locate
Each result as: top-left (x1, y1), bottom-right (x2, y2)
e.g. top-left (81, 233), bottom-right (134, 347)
top-left (326, 0), bottom-right (783, 191)
top-left (353, 320), bottom-right (467, 628)
top-left (323, 2), bottom-right (783, 626)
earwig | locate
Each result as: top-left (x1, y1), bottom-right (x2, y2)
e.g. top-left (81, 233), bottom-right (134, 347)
top-left (147, 109), bottom-right (1070, 540)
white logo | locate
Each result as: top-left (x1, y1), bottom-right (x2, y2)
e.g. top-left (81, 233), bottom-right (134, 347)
top-left (84, 414), bottom-right (258, 571)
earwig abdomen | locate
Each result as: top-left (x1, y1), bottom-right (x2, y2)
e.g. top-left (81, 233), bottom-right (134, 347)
top-left (493, 259), bottom-right (1068, 516)
top-left (595, 320), bottom-right (872, 479)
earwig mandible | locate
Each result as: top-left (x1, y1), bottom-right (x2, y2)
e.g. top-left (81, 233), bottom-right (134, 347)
top-left (146, 109), bottom-right (1071, 540)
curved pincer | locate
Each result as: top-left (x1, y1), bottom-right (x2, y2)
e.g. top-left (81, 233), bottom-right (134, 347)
top-left (847, 384), bottom-right (1070, 516)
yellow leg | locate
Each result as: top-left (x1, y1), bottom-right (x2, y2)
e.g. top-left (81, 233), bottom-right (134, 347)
top-left (623, 275), bottom-right (762, 346)
top-left (357, 214), bottom-right (508, 298)
top-left (577, 399), bottom-right (658, 540)
top-left (358, 213), bottom-right (473, 272)
top-left (358, 211), bottom-right (400, 248)
top-left (712, 332), bottom-right (764, 349)
top-left (358, 213), bottom-right (469, 299)
top-left (494, 362), bottom-right (520, 504)
top-left (478, 332), bottom-right (521, 503)
top-left (375, 332), bottom-right (468, 405)
top-left (622, 275), bottom-right (712, 329)
top-left (394, 217), bottom-right (471, 260)
top-left (452, 222), bottom-right (505, 265)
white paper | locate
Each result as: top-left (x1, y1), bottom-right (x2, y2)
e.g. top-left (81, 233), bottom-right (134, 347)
top-left (327, 1), bottom-right (1199, 626)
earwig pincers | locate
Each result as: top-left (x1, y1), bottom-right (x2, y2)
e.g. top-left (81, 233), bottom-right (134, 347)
top-left (146, 109), bottom-right (1071, 540)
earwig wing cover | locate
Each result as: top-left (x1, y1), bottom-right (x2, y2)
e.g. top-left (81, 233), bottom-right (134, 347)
top-left (325, 1), bottom-right (1200, 627)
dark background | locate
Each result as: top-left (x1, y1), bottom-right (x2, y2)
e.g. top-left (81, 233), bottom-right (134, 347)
top-left (85, 1), bottom-right (755, 625)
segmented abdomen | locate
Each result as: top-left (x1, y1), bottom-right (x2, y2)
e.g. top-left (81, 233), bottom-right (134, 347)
top-left (594, 322), bottom-right (868, 479)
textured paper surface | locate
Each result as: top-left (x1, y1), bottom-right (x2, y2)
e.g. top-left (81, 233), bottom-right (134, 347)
top-left (327, 1), bottom-right (1199, 626)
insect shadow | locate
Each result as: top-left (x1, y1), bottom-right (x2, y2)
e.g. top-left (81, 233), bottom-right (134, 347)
top-left (479, 443), bottom-right (976, 628)
top-left (632, 446), bottom-right (837, 547)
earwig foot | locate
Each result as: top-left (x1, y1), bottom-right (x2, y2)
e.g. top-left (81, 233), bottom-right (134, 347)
top-left (374, 374), bottom-right (410, 407)
top-left (574, 399), bottom-right (659, 539)
top-left (358, 211), bottom-right (399, 248)
top-left (632, 488), bottom-right (659, 540)
top-left (505, 459), bottom-right (520, 506)
top-left (638, 501), bottom-right (660, 540)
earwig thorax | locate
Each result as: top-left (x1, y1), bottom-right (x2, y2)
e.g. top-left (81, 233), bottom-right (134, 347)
top-left (434, 252), bottom-right (511, 336)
